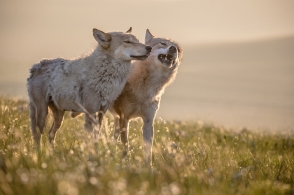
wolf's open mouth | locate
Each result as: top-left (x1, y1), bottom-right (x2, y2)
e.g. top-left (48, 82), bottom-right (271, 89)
top-left (131, 54), bottom-right (149, 60)
top-left (158, 54), bottom-right (175, 65)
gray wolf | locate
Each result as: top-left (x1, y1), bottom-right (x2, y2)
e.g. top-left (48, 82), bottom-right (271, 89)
top-left (27, 27), bottom-right (151, 148)
top-left (110, 29), bottom-right (183, 165)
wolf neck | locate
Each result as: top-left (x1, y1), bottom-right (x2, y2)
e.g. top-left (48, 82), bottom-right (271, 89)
top-left (84, 46), bottom-right (131, 103)
top-left (128, 60), bottom-right (178, 98)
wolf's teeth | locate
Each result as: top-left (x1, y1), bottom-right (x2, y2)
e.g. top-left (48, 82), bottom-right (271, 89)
top-left (159, 54), bottom-right (166, 59)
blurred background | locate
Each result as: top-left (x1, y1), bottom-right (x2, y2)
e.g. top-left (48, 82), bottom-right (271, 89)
top-left (1, 0), bottom-right (294, 131)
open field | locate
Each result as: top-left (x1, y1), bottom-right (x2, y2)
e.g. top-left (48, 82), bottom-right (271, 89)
top-left (0, 97), bottom-right (293, 195)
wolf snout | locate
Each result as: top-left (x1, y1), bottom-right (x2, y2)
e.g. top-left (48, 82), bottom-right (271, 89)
top-left (145, 46), bottom-right (152, 53)
top-left (169, 46), bottom-right (177, 53)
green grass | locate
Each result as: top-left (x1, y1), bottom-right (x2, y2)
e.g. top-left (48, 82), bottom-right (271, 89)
top-left (0, 97), bottom-right (293, 195)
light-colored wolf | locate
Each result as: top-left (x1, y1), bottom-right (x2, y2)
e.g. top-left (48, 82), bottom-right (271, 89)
top-left (110, 29), bottom-right (183, 165)
top-left (27, 27), bottom-right (151, 148)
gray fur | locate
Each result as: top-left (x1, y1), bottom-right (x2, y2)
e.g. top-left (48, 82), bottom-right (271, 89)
top-left (27, 28), bottom-right (151, 148)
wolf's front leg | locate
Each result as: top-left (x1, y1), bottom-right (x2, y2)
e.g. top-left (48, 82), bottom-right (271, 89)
top-left (120, 118), bottom-right (130, 157)
top-left (142, 118), bottom-right (154, 166)
top-left (113, 116), bottom-right (120, 141)
top-left (84, 112), bottom-right (95, 132)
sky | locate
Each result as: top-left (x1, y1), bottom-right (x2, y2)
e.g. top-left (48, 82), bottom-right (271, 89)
top-left (1, 0), bottom-right (294, 48)
top-left (0, 0), bottom-right (293, 65)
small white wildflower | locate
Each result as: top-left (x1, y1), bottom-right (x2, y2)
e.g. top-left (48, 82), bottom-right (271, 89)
top-left (89, 177), bottom-right (98, 185)
top-left (20, 173), bottom-right (29, 183)
top-left (41, 163), bottom-right (47, 169)
top-left (170, 182), bottom-right (180, 195)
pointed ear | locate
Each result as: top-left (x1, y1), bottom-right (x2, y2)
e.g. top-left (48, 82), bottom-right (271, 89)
top-left (145, 29), bottom-right (154, 44)
top-left (93, 28), bottom-right (112, 49)
top-left (126, 27), bottom-right (132, 33)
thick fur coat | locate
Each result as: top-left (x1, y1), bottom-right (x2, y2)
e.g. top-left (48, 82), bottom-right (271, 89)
top-left (110, 30), bottom-right (183, 165)
top-left (27, 28), bottom-right (151, 147)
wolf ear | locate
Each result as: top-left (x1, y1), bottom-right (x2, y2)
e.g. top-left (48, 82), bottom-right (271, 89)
top-left (93, 28), bottom-right (112, 49)
top-left (145, 29), bottom-right (154, 44)
top-left (126, 27), bottom-right (132, 33)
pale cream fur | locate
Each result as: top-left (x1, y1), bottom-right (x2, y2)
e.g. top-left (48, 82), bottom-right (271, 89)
top-left (110, 29), bottom-right (183, 165)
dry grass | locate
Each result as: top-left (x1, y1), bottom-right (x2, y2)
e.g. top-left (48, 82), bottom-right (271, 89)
top-left (0, 97), bottom-right (293, 195)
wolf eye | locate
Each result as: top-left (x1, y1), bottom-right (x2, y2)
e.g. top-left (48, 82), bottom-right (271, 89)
top-left (160, 42), bottom-right (167, 46)
top-left (124, 41), bottom-right (132, 44)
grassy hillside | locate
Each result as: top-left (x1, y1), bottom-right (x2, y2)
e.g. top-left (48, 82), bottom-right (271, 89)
top-left (0, 97), bottom-right (293, 195)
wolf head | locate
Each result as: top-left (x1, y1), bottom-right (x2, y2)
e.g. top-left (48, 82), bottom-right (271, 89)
top-left (93, 27), bottom-right (151, 61)
top-left (144, 29), bottom-right (183, 69)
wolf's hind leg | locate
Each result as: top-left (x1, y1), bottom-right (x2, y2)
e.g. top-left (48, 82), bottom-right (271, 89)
top-left (48, 102), bottom-right (65, 144)
top-left (30, 103), bottom-right (41, 148)
top-left (36, 101), bottom-right (48, 134)
top-left (34, 101), bottom-right (48, 149)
